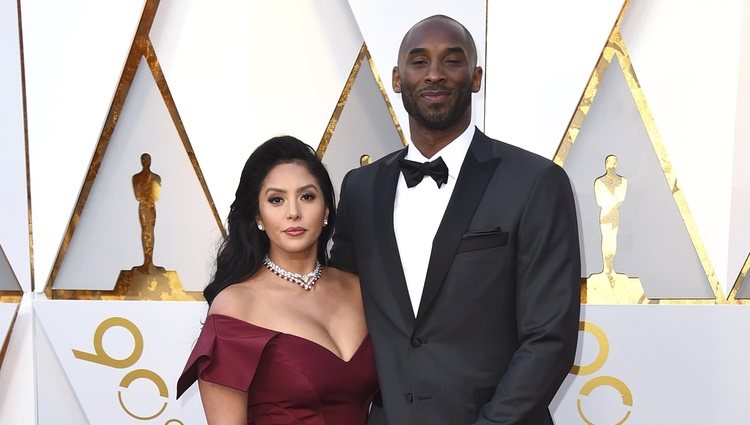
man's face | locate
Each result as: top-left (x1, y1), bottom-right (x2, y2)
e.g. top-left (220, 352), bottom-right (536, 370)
top-left (393, 20), bottom-right (482, 131)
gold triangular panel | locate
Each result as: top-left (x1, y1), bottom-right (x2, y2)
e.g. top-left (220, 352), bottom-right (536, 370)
top-left (44, 1), bottom-right (222, 300)
top-left (559, 53), bottom-right (715, 301)
top-left (729, 253), bottom-right (750, 301)
top-left (318, 44), bottom-right (405, 196)
top-left (48, 56), bottom-right (218, 300)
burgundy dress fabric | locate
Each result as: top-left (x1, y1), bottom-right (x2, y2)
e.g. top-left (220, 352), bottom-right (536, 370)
top-left (177, 314), bottom-right (378, 425)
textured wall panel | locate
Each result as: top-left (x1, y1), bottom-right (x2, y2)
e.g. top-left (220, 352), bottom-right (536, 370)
top-left (150, 0), bottom-right (365, 220)
top-left (727, 0), bottom-right (750, 295)
top-left (35, 300), bottom-right (206, 425)
top-left (24, 0), bottom-right (148, 291)
top-left (0, 296), bottom-right (35, 424)
top-left (620, 0), bottom-right (743, 294)
top-left (485, 0), bottom-right (624, 157)
top-left (551, 305), bottom-right (750, 423)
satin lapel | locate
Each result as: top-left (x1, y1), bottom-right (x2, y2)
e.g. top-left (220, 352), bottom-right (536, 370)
top-left (373, 149), bottom-right (415, 328)
top-left (415, 132), bottom-right (501, 324)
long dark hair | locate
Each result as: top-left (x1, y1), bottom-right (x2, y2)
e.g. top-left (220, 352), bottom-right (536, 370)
top-left (203, 136), bottom-right (336, 304)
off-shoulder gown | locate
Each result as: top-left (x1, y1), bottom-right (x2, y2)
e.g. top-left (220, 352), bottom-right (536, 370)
top-left (177, 314), bottom-right (379, 425)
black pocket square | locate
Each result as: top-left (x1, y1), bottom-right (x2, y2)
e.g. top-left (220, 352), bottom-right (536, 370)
top-left (457, 228), bottom-right (508, 252)
top-left (462, 227), bottom-right (503, 238)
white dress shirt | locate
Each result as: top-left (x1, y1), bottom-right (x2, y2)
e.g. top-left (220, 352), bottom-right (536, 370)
top-left (394, 125), bottom-right (476, 316)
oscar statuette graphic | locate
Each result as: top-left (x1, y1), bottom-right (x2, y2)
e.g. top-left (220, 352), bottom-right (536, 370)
top-left (111, 153), bottom-right (201, 300)
top-left (133, 153), bottom-right (161, 273)
top-left (586, 155), bottom-right (647, 304)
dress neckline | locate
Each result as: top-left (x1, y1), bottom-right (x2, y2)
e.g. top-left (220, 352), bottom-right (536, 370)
top-left (208, 313), bottom-right (370, 363)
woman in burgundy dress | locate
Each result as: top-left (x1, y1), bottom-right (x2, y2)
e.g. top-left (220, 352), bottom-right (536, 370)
top-left (176, 136), bottom-right (378, 424)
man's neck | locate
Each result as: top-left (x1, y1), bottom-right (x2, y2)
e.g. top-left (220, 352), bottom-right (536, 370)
top-left (408, 116), bottom-right (472, 159)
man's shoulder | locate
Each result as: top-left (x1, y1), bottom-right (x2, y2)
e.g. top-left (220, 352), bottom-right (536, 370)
top-left (365, 148), bottom-right (405, 167)
top-left (343, 148), bottom-right (404, 180)
top-left (337, 148), bottom-right (404, 199)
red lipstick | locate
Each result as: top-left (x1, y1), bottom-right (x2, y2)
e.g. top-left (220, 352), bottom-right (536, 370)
top-left (284, 226), bottom-right (306, 237)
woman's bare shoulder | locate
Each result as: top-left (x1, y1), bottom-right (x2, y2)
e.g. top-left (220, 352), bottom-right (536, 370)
top-left (208, 280), bottom-right (263, 319)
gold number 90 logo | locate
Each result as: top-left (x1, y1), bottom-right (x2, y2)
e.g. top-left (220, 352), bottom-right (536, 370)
top-left (72, 317), bottom-right (184, 424)
top-left (571, 321), bottom-right (633, 425)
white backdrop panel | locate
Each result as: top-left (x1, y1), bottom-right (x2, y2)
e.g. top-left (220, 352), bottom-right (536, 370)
top-left (150, 0), bottom-right (365, 221)
top-left (0, 302), bottom-right (18, 351)
top-left (0, 295), bottom-right (35, 424)
top-left (552, 305), bottom-right (750, 424)
top-left (485, 0), bottom-right (624, 157)
top-left (728, 0), bottom-right (750, 288)
top-left (620, 0), bottom-right (744, 294)
top-left (35, 300), bottom-right (207, 425)
top-left (347, 0), bottom-right (486, 140)
top-left (0, 0), bottom-right (30, 291)
top-left (23, 0), bottom-right (148, 291)
top-left (35, 313), bottom-right (89, 425)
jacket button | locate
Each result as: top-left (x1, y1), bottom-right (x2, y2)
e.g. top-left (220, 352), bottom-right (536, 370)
top-left (411, 337), bottom-right (423, 347)
top-left (405, 393), bottom-right (413, 403)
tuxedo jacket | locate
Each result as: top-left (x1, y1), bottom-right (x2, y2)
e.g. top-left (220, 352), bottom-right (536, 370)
top-left (330, 129), bottom-right (580, 425)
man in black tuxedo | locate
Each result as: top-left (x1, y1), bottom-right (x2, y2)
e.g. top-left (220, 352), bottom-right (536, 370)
top-left (330, 15), bottom-right (580, 425)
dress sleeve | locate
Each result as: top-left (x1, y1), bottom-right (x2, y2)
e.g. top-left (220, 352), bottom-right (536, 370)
top-left (176, 314), bottom-right (280, 398)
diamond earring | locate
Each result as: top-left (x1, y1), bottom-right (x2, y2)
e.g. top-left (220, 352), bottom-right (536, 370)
top-left (323, 219), bottom-right (328, 227)
top-left (257, 223), bottom-right (264, 231)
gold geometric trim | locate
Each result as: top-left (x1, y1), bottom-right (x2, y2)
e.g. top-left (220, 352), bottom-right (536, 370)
top-left (727, 252), bottom-right (750, 304)
top-left (0, 303), bottom-right (21, 368)
top-left (317, 42), bottom-right (406, 159)
top-left (0, 292), bottom-right (23, 303)
top-left (142, 37), bottom-right (225, 236)
top-left (17, 0), bottom-right (34, 292)
top-left (554, 0), bottom-right (630, 167)
top-left (365, 45), bottom-right (407, 147)
top-left (553, 0), bottom-right (725, 304)
top-left (44, 0), bottom-right (210, 301)
top-left (50, 266), bottom-right (203, 301)
top-left (44, 0), bottom-right (159, 294)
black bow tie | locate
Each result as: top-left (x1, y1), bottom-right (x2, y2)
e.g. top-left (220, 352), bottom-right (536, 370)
top-left (399, 157), bottom-right (449, 188)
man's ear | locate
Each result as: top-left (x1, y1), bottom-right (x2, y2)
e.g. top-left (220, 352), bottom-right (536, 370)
top-left (392, 66), bottom-right (402, 93)
top-left (471, 66), bottom-right (483, 93)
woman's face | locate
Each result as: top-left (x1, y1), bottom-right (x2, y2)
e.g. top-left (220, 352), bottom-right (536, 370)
top-left (257, 162), bottom-right (328, 260)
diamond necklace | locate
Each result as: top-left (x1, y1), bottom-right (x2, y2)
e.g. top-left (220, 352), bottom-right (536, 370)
top-left (263, 255), bottom-right (322, 290)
